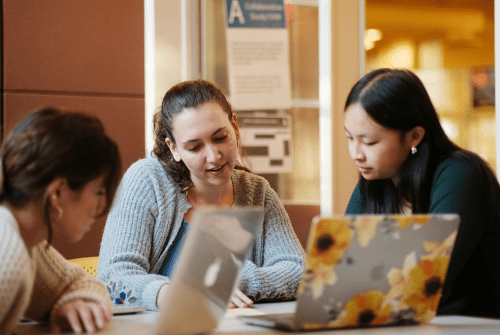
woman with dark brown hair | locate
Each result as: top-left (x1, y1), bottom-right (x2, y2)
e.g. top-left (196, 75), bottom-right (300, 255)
top-left (98, 79), bottom-right (305, 311)
top-left (0, 108), bottom-right (121, 334)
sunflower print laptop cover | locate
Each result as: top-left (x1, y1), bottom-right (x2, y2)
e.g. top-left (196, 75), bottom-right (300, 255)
top-left (295, 214), bottom-right (459, 330)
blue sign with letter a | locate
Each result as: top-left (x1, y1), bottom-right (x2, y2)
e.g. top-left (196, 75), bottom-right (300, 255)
top-left (225, 0), bottom-right (286, 28)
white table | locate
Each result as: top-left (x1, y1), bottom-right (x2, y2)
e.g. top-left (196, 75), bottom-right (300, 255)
top-left (14, 301), bottom-right (500, 334)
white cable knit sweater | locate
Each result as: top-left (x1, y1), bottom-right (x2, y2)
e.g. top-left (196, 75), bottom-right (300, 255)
top-left (0, 206), bottom-right (112, 335)
top-left (98, 158), bottom-right (305, 311)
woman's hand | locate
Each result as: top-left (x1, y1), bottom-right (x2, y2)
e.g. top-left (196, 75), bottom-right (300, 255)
top-left (228, 288), bottom-right (253, 308)
top-left (157, 283), bottom-right (170, 309)
top-left (50, 299), bottom-right (112, 333)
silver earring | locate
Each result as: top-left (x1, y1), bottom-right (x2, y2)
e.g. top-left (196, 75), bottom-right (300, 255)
top-left (411, 146), bottom-right (417, 155)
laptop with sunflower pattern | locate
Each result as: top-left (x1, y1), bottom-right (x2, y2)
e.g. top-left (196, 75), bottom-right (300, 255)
top-left (239, 214), bottom-right (460, 331)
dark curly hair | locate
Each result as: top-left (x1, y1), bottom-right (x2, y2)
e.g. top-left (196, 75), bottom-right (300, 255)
top-left (153, 79), bottom-right (249, 193)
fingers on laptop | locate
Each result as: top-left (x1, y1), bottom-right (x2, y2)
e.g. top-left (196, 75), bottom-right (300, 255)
top-left (229, 289), bottom-right (254, 308)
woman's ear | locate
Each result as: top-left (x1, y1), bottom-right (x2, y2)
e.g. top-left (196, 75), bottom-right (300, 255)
top-left (231, 114), bottom-right (240, 139)
top-left (165, 138), bottom-right (182, 162)
top-left (410, 126), bottom-right (425, 147)
top-left (47, 178), bottom-right (67, 206)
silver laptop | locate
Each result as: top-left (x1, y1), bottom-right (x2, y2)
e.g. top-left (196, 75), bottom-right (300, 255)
top-left (239, 214), bottom-right (460, 331)
top-left (150, 207), bottom-right (263, 335)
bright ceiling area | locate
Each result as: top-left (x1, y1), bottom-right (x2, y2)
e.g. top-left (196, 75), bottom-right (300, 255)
top-left (365, 0), bottom-right (494, 68)
top-left (365, 0), bottom-right (496, 172)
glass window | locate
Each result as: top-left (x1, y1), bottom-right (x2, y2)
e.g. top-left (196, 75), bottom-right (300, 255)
top-left (365, 0), bottom-right (495, 170)
top-left (289, 5), bottom-right (319, 100)
top-left (203, 1), bottom-right (320, 203)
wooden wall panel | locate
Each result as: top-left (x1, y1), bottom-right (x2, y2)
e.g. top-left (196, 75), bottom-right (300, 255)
top-left (3, 0), bottom-right (144, 95)
top-left (2, 0), bottom-right (145, 259)
top-left (284, 204), bottom-right (320, 250)
top-left (3, 93), bottom-right (145, 169)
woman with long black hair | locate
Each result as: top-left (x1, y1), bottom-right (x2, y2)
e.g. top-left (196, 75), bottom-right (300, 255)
top-left (344, 68), bottom-right (500, 317)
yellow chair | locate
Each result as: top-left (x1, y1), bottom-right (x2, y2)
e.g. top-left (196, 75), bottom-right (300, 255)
top-left (69, 256), bottom-right (99, 277)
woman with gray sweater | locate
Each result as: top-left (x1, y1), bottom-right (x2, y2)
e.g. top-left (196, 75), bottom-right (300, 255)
top-left (98, 79), bottom-right (305, 311)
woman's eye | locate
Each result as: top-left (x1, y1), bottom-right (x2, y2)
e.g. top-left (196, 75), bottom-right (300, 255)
top-left (364, 142), bottom-right (376, 146)
top-left (215, 135), bottom-right (228, 142)
top-left (188, 146), bottom-right (200, 152)
top-left (96, 189), bottom-right (106, 196)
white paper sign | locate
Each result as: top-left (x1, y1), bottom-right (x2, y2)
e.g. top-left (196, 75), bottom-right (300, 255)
top-left (224, 0), bottom-right (292, 111)
top-left (239, 112), bottom-right (292, 174)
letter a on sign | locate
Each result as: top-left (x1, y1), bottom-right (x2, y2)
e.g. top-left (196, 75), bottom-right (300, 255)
top-left (228, 0), bottom-right (245, 24)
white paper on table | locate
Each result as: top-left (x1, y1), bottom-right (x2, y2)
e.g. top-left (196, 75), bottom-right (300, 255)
top-left (225, 307), bottom-right (265, 318)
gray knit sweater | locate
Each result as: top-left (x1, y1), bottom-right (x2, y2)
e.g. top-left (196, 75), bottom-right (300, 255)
top-left (98, 158), bottom-right (305, 311)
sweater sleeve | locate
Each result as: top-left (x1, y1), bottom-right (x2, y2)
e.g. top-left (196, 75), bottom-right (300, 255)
top-left (0, 217), bottom-right (33, 335)
top-left (97, 160), bottom-right (171, 311)
top-left (238, 186), bottom-right (306, 302)
top-left (24, 243), bottom-right (112, 322)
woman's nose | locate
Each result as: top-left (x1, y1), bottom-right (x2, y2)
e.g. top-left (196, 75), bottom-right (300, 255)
top-left (206, 144), bottom-right (222, 162)
top-left (350, 143), bottom-right (364, 161)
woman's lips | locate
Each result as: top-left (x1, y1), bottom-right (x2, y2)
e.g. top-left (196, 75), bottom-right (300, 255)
top-left (207, 162), bottom-right (227, 173)
top-left (358, 166), bottom-right (371, 173)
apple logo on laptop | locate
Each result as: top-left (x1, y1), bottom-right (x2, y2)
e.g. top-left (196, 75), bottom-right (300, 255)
top-left (204, 257), bottom-right (223, 287)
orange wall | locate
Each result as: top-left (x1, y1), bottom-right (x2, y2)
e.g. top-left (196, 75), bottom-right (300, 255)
top-left (2, 0), bottom-right (145, 259)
